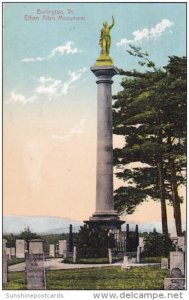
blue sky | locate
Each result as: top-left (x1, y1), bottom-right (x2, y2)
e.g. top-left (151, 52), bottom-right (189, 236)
top-left (3, 3), bottom-right (186, 230)
top-left (4, 2), bottom-right (186, 103)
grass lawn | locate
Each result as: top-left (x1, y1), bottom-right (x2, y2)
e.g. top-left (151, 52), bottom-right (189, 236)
top-left (4, 266), bottom-right (169, 290)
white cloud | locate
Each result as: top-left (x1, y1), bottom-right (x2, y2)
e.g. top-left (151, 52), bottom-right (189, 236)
top-left (117, 19), bottom-right (174, 47)
top-left (8, 67), bottom-right (87, 104)
top-left (34, 67), bottom-right (87, 99)
top-left (62, 67), bottom-right (87, 95)
top-left (20, 41), bottom-right (81, 63)
top-left (52, 119), bottom-right (86, 140)
top-left (9, 90), bottom-right (36, 104)
top-left (34, 76), bottom-right (62, 99)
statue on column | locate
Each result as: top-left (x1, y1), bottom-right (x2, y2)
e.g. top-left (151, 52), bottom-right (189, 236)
top-left (95, 16), bottom-right (115, 66)
top-left (99, 16), bottom-right (115, 56)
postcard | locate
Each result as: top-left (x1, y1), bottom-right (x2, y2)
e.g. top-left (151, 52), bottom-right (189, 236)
top-left (2, 1), bottom-right (187, 297)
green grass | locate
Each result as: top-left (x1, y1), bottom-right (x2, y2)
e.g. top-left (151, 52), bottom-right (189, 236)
top-left (3, 266), bottom-right (169, 290)
top-left (141, 257), bottom-right (163, 263)
top-left (3, 272), bottom-right (27, 290)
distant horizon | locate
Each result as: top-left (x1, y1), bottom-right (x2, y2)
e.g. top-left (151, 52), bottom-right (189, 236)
top-left (3, 215), bottom-right (186, 236)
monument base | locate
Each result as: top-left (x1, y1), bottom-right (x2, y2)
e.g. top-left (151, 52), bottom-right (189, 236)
top-left (84, 211), bottom-right (125, 231)
top-left (95, 54), bottom-right (113, 66)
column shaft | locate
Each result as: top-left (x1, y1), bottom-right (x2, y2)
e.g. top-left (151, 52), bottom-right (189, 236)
top-left (96, 80), bottom-right (113, 212)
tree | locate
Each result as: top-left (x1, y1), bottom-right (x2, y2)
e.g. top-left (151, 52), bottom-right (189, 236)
top-left (113, 46), bottom-right (186, 235)
top-left (18, 227), bottom-right (39, 241)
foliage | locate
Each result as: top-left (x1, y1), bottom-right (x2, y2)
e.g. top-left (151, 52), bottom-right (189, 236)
top-left (75, 225), bottom-right (115, 258)
top-left (142, 231), bottom-right (176, 258)
top-left (113, 45), bottom-right (186, 235)
top-left (18, 227), bottom-right (39, 241)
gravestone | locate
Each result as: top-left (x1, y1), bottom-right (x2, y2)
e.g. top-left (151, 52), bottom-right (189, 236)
top-left (136, 246), bottom-right (141, 263)
top-left (164, 251), bottom-right (185, 290)
top-left (139, 237), bottom-right (144, 247)
top-left (26, 239), bottom-right (46, 290)
top-left (108, 248), bottom-right (112, 264)
top-left (73, 246), bottom-right (77, 263)
top-left (49, 244), bottom-right (55, 257)
top-left (16, 239), bottom-right (26, 258)
top-left (3, 239), bottom-right (8, 285)
top-left (122, 256), bottom-right (130, 269)
top-left (59, 240), bottom-right (67, 257)
top-left (161, 258), bottom-right (169, 269)
top-left (29, 239), bottom-right (44, 254)
top-left (164, 278), bottom-right (185, 290)
top-left (177, 236), bottom-right (185, 252)
top-left (170, 251), bottom-right (185, 276)
top-left (6, 247), bottom-right (11, 260)
top-left (11, 247), bottom-right (16, 257)
top-left (26, 253), bottom-right (46, 290)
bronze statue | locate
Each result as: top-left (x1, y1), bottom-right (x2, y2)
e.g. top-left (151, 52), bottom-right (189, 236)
top-left (99, 16), bottom-right (115, 56)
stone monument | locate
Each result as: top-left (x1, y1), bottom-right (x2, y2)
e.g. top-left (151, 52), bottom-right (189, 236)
top-left (170, 251), bottom-right (185, 276)
top-left (11, 247), bottom-right (16, 257)
top-left (26, 240), bottom-right (46, 290)
top-left (49, 244), bottom-right (55, 257)
top-left (108, 248), bottom-right (112, 264)
top-left (122, 256), bottom-right (130, 270)
top-left (6, 247), bottom-right (11, 260)
top-left (16, 239), bottom-right (26, 258)
top-left (3, 239), bottom-right (8, 285)
top-left (85, 17), bottom-right (124, 231)
top-left (59, 240), bottom-right (67, 257)
top-left (136, 246), bottom-right (141, 263)
top-left (164, 251), bottom-right (185, 290)
top-left (73, 246), bottom-right (77, 264)
top-left (161, 258), bottom-right (169, 270)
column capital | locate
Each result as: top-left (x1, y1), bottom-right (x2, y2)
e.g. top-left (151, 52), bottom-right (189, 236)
top-left (90, 65), bottom-right (119, 84)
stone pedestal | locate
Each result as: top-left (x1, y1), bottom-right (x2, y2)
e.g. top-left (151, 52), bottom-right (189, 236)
top-left (85, 65), bottom-right (124, 231)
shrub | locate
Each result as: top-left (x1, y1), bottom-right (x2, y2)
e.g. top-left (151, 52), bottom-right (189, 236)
top-left (142, 231), bottom-right (176, 257)
top-left (75, 225), bottom-right (115, 259)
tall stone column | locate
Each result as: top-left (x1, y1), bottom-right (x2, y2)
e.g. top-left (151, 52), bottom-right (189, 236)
top-left (85, 65), bottom-right (124, 231)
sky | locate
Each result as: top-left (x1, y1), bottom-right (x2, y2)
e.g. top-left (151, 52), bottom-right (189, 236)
top-left (3, 2), bottom-right (186, 234)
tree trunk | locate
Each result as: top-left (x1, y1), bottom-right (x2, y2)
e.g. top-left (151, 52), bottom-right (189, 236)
top-left (169, 157), bottom-right (182, 236)
top-left (157, 157), bottom-right (169, 235)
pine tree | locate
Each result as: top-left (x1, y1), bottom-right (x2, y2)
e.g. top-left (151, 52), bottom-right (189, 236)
top-left (113, 46), bottom-right (186, 235)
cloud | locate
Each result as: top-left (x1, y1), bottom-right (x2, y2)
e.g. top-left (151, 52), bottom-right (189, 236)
top-left (51, 119), bottom-right (86, 140)
top-left (9, 90), bottom-right (36, 104)
top-left (20, 41), bottom-right (81, 62)
top-left (117, 19), bottom-right (174, 47)
top-left (8, 67), bottom-right (87, 104)
top-left (62, 67), bottom-right (87, 95)
top-left (34, 76), bottom-right (62, 99)
top-left (34, 67), bottom-right (87, 99)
